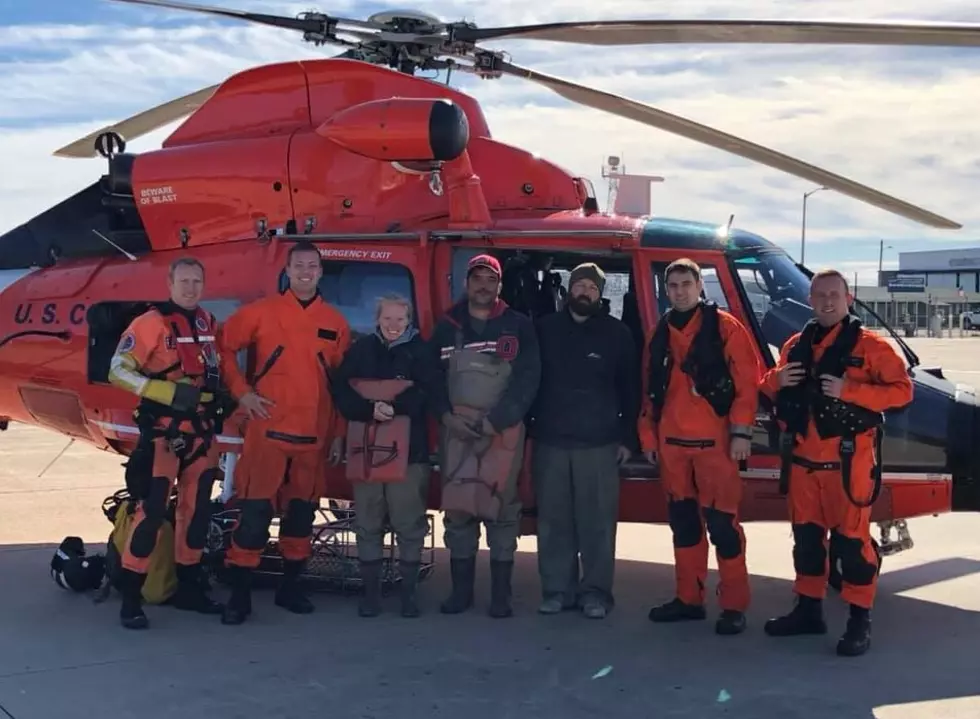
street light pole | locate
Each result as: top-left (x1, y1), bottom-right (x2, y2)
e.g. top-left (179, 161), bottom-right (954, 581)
top-left (878, 239), bottom-right (894, 286)
top-left (800, 186), bottom-right (827, 265)
top-left (878, 239), bottom-right (884, 283)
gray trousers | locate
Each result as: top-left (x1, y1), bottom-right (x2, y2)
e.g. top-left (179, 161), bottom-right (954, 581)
top-left (532, 442), bottom-right (621, 609)
top-left (353, 462), bottom-right (430, 564)
top-left (441, 425), bottom-right (525, 563)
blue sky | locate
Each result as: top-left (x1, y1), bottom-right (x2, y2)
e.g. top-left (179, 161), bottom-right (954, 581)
top-left (3, 0), bottom-right (980, 284)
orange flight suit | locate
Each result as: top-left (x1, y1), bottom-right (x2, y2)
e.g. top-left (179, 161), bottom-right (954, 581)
top-left (217, 290), bottom-right (351, 568)
top-left (638, 302), bottom-right (761, 613)
top-left (108, 304), bottom-right (225, 576)
top-left (761, 318), bottom-right (912, 609)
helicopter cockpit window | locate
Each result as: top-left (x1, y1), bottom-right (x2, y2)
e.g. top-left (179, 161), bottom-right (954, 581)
top-left (278, 260), bottom-right (416, 338)
top-left (729, 251), bottom-right (814, 362)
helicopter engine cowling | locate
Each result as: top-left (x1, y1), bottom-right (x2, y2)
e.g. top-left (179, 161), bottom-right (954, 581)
top-left (316, 98), bottom-right (469, 163)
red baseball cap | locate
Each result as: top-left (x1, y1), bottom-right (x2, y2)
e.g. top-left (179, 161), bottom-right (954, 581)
top-left (467, 254), bottom-right (501, 277)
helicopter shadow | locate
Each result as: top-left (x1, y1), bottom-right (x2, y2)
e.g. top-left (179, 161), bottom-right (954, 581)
top-left (0, 538), bottom-right (977, 719)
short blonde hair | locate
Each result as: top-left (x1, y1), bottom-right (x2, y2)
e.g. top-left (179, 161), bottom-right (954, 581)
top-left (375, 293), bottom-right (413, 323)
top-left (169, 256), bottom-right (204, 279)
top-left (811, 268), bottom-right (850, 294)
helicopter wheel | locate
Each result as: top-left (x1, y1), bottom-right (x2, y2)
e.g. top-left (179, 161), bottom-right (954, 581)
top-left (827, 536), bottom-right (882, 592)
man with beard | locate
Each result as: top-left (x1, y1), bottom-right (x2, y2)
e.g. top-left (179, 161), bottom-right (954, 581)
top-left (427, 253), bottom-right (541, 618)
top-left (527, 262), bottom-right (639, 619)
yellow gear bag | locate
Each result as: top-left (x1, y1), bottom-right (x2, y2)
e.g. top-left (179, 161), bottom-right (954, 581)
top-left (105, 496), bottom-right (178, 605)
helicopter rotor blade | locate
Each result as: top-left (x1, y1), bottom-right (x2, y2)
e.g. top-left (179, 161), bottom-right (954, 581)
top-left (52, 83), bottom-right (219, 158)
top-left (496, 60), bottom-right (961, 229)
top-left (454, 18), bottom-right (980, 47)
top-left (108, 0), bottom-right (328, 33)
top-left (106, 0), bottom-right (383, 36)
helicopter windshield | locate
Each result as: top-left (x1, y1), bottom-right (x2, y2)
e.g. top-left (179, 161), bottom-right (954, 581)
top-left (727, 249), bottom-right (912, 367)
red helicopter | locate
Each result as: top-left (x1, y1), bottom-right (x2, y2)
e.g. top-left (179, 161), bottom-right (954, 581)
top-left (3, 0), bottom-right (980, 582)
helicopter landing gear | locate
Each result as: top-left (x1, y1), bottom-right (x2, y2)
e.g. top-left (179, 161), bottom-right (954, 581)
top-left (827, 520), bottom-right (912, 591)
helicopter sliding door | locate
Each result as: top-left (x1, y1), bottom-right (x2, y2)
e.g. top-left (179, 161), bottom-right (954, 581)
top-left (440, 241), bottom-right (653, 529)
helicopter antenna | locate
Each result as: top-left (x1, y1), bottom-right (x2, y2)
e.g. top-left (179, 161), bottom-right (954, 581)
top-left (602, 155), bottom-right (664, 216)
top-left (91, 229), bottom-right (138, 261)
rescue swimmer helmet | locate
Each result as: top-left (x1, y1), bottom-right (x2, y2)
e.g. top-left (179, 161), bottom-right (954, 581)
top-left (50, 536), bottom-right (106, 592)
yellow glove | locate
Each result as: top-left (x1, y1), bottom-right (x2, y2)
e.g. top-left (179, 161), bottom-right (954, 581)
top-left (142, 379), bottom-right (178, 406)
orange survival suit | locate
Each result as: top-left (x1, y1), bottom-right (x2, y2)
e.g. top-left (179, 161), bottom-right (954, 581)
top-left (108, 301), bottom-right (231, 627)
top-left (638, 300), bottom-right (760, 623)
top-left (761, 315), bottom-right (912, 614)
top-left (216, 289), bottom-right (351, 622)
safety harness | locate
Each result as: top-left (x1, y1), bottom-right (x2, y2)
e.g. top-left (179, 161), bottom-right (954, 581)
top-left (133, 304), bottom-right (229, 466)
top-left (648, 300), bottom-right (736, 422)
top-left (775, 314), bottom-right (884, 508)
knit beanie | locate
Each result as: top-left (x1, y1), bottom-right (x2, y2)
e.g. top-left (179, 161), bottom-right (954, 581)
top-left (569, 262), bottom-right (606, 294)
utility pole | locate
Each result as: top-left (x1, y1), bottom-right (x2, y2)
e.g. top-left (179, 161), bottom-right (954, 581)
top-left (800, 186), bottom-right (827, 265)
top-left (878, 239), bottom-right (894, 286)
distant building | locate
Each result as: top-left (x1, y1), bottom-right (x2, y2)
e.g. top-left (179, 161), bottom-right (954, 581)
top-left (880, 246), bottom-right (980, 293)
top-left (857, 245), bottom-right (980, 330)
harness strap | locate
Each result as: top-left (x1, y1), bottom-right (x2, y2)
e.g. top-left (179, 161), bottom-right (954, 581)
top-left (779, 430), bottom-right (883, 508)
top-left (663, 437), bottom-right (716, 449)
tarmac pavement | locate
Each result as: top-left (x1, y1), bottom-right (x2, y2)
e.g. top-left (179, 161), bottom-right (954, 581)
top-left (0, 337), bottom-right (978, 719)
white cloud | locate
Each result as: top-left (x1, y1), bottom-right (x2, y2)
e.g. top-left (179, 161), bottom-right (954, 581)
top-left (3, 0), bottom-right (980, 268)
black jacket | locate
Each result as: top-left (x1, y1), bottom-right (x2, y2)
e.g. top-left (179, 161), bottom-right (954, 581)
top-left (529, 304), bottom-right (640, 450)
top-left (330, 327), bottom-right (436, 465)
top-left (427, 299), bottom-right (541, 432)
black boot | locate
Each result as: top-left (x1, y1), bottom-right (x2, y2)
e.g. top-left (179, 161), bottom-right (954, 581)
top-left (399, 560), bottom-right (421, 618)
top-left (488, 560), bottom-right (514, 619)
top-left (358, 560), bottom-right (383, 618)
top-left (275, 560), bottom-right (314, 614)
top-left (172, 563), bottom-right (223, 615)
top-left (220, 565), bottom-right (253, 625)
top-left (648, 597), bottom-right (707, 623)
top-left (764, 595), bottom-right (828, 637)
top-left (836, 605), bottom-right (872, 657)
top-left (440, 557), bottom-right (476, 614)
top-left (716, 610), bottom-right (747, 635)
top-left (118, 569), bottom-right (148, 630)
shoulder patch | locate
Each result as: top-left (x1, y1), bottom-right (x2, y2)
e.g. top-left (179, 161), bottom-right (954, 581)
top-left (117, 333), bottom-right (136, 354)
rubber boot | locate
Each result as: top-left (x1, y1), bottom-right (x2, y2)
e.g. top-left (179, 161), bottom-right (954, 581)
top-left (715, 609), bottom-right (747, 635)
top-left (488, 560), bottom-right (514, 619)
top-left (836, 605), bottom-right (872, 657)
top-left (172, 563), bottom-right (223, 615)
top-left (440, 557), bottom-right (476, 614)
top-left (220, 565), bottom-right (253, 626)
top-left (648, 597), bottom-right (707, 623)
top-left (763, 595), bottom-right (828, 637)
top-left (399, 560), bottom-right (421, 618)
top-left (118, 568), bottom-right (148, 630)
top-left (275, 559), bottom-right (314, 614)
top-left (358, 559), bottom-right (383, 618)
